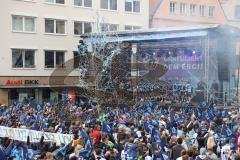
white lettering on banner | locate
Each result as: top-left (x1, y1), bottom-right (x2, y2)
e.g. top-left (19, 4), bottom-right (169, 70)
top-left (0, 126), bottom-right (73, 145)
top-left (0, 126), bottom-right (8, 137)
top-left (57, 133), bottom-right (73, 145)
top-left (44, 132), bottom-right (55, 142)
top-left (30, 131), bottom-right (42, 143)
top-left (14, 128), bottom-right (28, 142)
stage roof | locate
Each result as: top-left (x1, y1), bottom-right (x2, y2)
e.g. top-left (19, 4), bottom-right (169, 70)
top-left (81, 24), bottom-right (240, 43)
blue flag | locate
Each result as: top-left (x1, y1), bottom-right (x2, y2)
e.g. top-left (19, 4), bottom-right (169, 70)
top-left (119, 103), bottom-right (126, 114)
top-left (79, 127), bottom-right (89, 142)
top-left (151, 127), bottom-right (161, 144)
top-left (79, 138), bottom-right (93, 159)
top-left (78, 127), bottom-right (93, 159)
top-left (221, 125), bottom-right (232, 137)
top-left (0, 145), bottom-right (6, 160)
top-left (205, 112), bottom-right (210, 120)
top-left (144, 121), bottom-right (154, 133)
top-left (102, 121), bottom-right (112, 134)
top-left (124, 143), bottom-right (139, 160)
top-left (55, 141), bottom-right (73, 158)
top-left (171, 127), bottom-right (177, 136)
top-left (227, 128), bottom-right (232, 137)
top-left (10, 146), bottom-right (24, 160)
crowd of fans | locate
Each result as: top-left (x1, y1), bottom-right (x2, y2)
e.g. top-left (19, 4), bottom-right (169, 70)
top-left (0, 97), bottom-right (240, 160)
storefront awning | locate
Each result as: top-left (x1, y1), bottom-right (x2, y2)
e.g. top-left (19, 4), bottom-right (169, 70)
top-left (0, 84), bottom-right (81, 89)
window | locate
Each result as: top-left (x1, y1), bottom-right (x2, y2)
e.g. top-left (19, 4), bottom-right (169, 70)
top-left (133, 26), bottom-right (141, 30)
top-left (45, 0), bottom-right (64, 4)
top-left (180, 3), bottom-right (187, 15)
top-left (12, 15), bottom-right (35, 32)
top-left (101, 23), bottom-right (108, 32)
top-left (12, 49), bottom-right (35, 68)
top-left (101, 0), bottom-right (117, 10)
top-left (45, 51), bottom-right (65, 68)
top-left (170, 1), bottom-right (176, 14)
top-left (45, 51), bottom-right (54, 68)
top-left (125, 0), bottom-right (140, 13)
top-left (56, 52), bottom-right (64, 67)
top-left (101, 23), bottom-right (118, 32)
top-left (101, 0), bottom-right (108, 9)
top-left (200, 5), bottom-right (205, 17)
top-left (133, 0), bottom-right (140, 12)
top-left (15, 0), bottom-right (34, 2)
top-left (74, 0), bottom-right (92, 7)
top-left (45, 19), bottom-right (66, 34)
top-left (74, 21), bottom-right (92, 35)
top-left (73, 51), bottom-right (80, 69)
top-left (125, 25), bottom-right (141, 30)
top-left (56, 20), bottom-right (65, 34)
top-left (109, 24), bottom-right (118, 31)
top-left (209, 6), bottom-right (215, 17)
top-left (235, 5), bottom-right (240, 19)
top-left (45, 19), bottom-right (54, 33)
top-left (84, 23), bottom-right (92, 33)
top-left (125, 25), bottom-right (132, 30)
top-left (190, 4), bottom-right (196, 16)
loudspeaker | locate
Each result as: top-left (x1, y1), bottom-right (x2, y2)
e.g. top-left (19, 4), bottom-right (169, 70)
top-left (218, 58), bottom-right (229, 81)
top-left (217, 39), bottom-right (230, 82)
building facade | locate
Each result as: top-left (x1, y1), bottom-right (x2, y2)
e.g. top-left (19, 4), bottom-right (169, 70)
top-left (219, 0), bottom-right (240, 56)
top-left (149, 0), bottom-right (225, 28)
top-left (220, 0), bottom-right (240, 99)
top-left (220, 0), bottom-right (240, 28)
top-left (0, 0), bottom-right (149, 105)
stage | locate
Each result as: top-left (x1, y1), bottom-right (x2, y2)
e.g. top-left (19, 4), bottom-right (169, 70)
top-left (79, 24), bottom-right (240, 104)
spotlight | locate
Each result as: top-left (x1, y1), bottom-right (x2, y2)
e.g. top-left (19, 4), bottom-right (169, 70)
top-left (185, 49), bottom-right (193, 57)
top-left (165, 51), bottom-right (171, 58)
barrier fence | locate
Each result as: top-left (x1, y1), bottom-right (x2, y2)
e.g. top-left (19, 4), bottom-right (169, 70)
top-left (0, 126), bottom-right (73, 145)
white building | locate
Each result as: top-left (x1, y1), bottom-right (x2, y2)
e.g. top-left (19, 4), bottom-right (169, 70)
top-left (0, 0), bottom-right (149, 105)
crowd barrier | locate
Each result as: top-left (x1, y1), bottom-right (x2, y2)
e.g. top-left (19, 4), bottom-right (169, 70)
top-left (0, 126), bottom-right (73, 145)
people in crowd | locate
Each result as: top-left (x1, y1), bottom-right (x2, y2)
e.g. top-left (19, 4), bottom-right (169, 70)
top-left (0, 96), bottom-right (240, 160)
